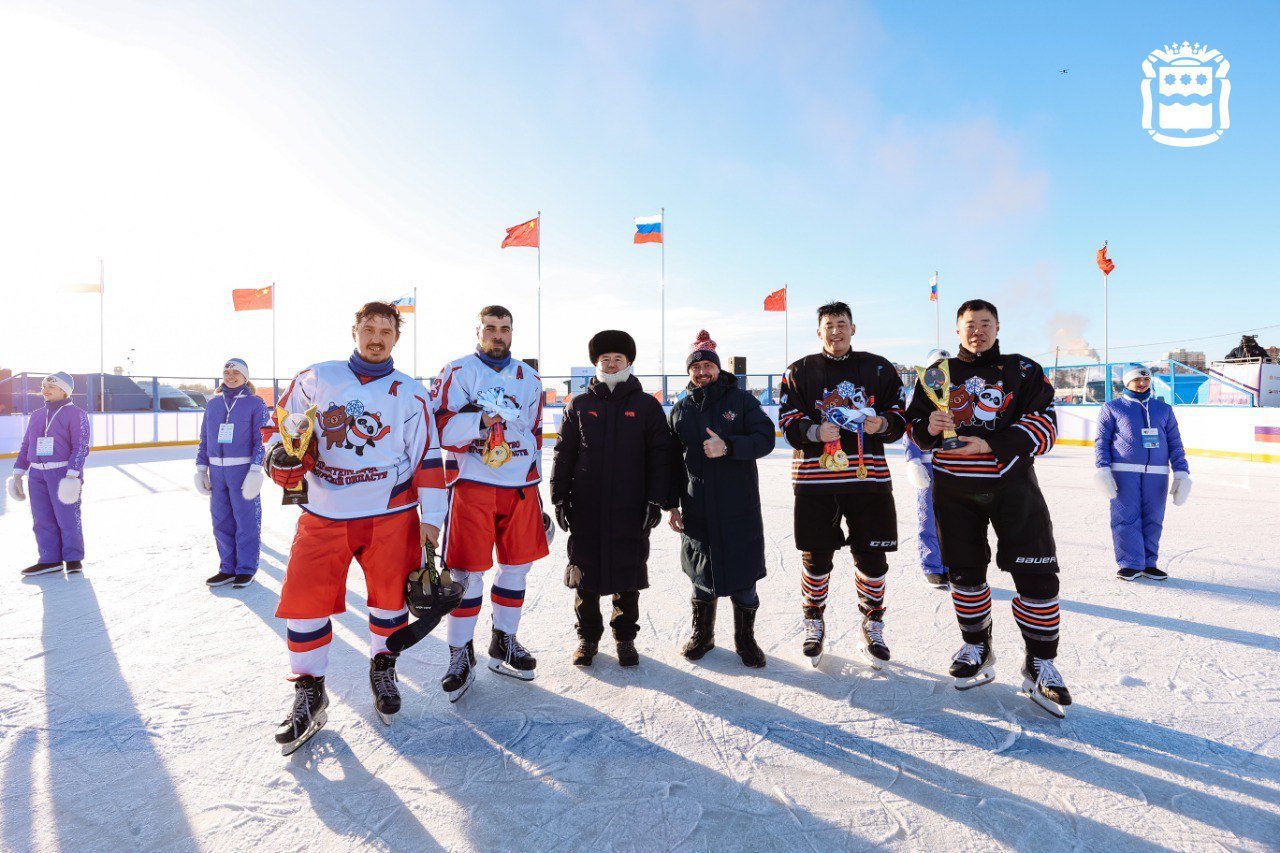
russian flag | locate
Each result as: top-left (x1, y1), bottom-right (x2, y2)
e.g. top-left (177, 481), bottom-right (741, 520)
top-left (929, 273), bottom-right (938, 303)
top-left (392, 294), bottom-right (415, 314)
top-left (634, 214), bottom-right (662, 244)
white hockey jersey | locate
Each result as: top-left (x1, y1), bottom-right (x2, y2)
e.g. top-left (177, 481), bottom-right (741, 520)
top-left (274, 360), bottom-right (446, 524)
top-left (432, 352), bottom-right (544, 489)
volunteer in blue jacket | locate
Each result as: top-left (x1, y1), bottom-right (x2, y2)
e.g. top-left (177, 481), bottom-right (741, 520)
top-left (904, 348), bottom-right (951, 590)
top-left (6, 372), bottom-right (92, 576)
top-left (195, 358), bottom-right (269, 588)
top-left (1093, 364), bottom-right (1191, 581)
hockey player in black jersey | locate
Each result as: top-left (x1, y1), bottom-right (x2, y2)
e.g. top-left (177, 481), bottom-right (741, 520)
top-left (904, 299), bottom-right (1071, 717)
top-left (778, 301), bottom-right (907, 669)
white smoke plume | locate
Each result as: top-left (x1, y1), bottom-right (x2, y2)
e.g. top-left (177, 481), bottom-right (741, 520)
top-left (1047, 312), bottom-right (1100, 363)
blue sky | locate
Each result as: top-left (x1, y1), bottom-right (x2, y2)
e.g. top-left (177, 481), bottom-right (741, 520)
top-left (2, 1), bottom-right (1276, 382)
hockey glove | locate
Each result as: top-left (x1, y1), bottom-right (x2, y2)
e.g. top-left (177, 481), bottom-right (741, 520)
top-left (555, 503), bottom-right (571, 532)
top-left (194, 466), bottom-right (212, 496)
top-left (57, 474), bottom-right (82, 505)
top-left (644, 503), bottom-right (662, 530)
top-left (6, 471), bottom-right (26, 502)
top-left (266, 442), bottom-right (316, 491)
top-left (1169, 472), bottom-right (1191, 507)
top-left (241, 466), bottom-right (265, 501)
top-left (905, 459), bottom-right (931, 491)
top-left (1093, 468), bottom-right (1118, 500)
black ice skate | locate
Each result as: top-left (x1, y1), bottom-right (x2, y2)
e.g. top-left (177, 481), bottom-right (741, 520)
top-left (369, 652), bottom-right (400, 725)
top-left (802, 606), bottom-right (825, 667)
top-left (950, 640), bottom-right (996, 690)
top-left (488, 628), bottom-right (537, 681)
top-left (860, 613), bottom-right (890, 671)
top-left (275, 675), bottom-right (329, 757)
top-left (441, 642), bottom-right (476, 703)
top-left (1021, 655), bottom-right (1072, 718)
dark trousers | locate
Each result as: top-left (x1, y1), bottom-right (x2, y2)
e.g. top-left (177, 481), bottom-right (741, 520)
top-left (693, 583), bottom-right (759, 609)
top-left (575, 590), bottom-right (640, 642)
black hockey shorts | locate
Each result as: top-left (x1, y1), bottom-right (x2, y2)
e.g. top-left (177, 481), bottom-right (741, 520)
top-left (932, 471), bottom-right (1058, 574)
top-left (794, 490), bottom-right (898, 554)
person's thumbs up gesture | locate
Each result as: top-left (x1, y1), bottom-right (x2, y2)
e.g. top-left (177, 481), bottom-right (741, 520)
top-left (703, 427), bottom-right (728, 459)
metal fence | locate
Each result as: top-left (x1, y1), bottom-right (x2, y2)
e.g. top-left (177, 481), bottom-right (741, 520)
top-left (0, 360), bottom-right (1261, 416)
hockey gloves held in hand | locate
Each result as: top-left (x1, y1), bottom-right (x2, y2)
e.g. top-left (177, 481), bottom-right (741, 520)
top-left (6, 472), bottom-right (26, 502)
top-left (57, 475), bottom-right (81, 505)
top-left (194, 466), bottom-right (213, 496)
top-left (266, 442), bottom-right (316, 491)
top-left (241, 466), bottom-right (265, 501)
top-left (905, 459), bottom-right (931, 491)
top-left (555, 503), bottom-right (571, 532)
top-left (1169, 471), bottom-right (1192, 507)
top-left (644, 503), bottom-right (663, 530)
top-left (1093, 468), bottom-right (1118, 500)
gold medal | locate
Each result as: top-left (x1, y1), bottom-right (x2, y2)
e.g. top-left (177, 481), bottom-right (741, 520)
top-left (482, 422), bottom-right (513, 468)
top-left (856, 463), bottom-right (868, 480)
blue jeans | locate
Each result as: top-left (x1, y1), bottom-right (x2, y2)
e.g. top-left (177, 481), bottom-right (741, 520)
top-left (693, 584), bottom-right (759, 609)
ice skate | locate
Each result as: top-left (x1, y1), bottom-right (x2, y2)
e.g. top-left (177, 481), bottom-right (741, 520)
top-left (369, 652), bottom-right (400, 725)
top-left (1021, 655), bottom-right (1072, 718)
top-left (441, 642), bottom-right (476, 702)
top-left (860, 614), bottom-right (890, 671)
top-left (950, 641), bottom-right (995, 690)
top-left (275, 675), bottom-right (329, 757)
top-left (488, 628), bottom-right (537, 681)
top-left (802, 606), bottom-right (825, 667)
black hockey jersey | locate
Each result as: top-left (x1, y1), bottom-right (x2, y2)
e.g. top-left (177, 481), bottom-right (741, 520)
top-left (778, 351), bottom-right (907, 493)
top-left (905, 343), bottom-right (1057, 491)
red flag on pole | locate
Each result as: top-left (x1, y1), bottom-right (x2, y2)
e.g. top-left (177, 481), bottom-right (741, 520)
top-left (1096, 243), bottom-right (1115, 276)
top-left (502, 217), bottom-right (540, 248)
top-left (763, 286), bottom-right (787, 312)
top-left (232, 285), bottom-right (273, 311)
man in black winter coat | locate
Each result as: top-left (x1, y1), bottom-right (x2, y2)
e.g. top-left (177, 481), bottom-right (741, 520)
top-left (667, 329), bottom-right (776, 668)
top-left (550, 330), bottom-right (673, 667)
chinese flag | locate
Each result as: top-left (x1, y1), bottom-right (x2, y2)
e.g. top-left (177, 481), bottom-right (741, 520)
top-left (233, 285), bottom-right (273, 311)
top-left (763, 286), bottom-right (787, 312)
top-left (502, 217), bottom-right (540, 249)
top-left (1096, 244), bottom-right (1115, 276)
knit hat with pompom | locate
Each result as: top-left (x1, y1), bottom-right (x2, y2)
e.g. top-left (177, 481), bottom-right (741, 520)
top-left (686, 329), bottom-right (721, 371)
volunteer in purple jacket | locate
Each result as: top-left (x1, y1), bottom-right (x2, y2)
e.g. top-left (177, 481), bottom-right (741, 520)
top-left (903, 348), bottom-right (951, 590)
top-left (6, 372), bottom-right (92, 577)
top-left (1093, 364), bottom-right (1191, 581)
top-left (195, 358), bottom-right (268, 588)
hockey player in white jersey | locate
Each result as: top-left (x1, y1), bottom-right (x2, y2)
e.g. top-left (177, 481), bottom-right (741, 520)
top-left (266, 301), bottom-right (446, 754)
top-left (433, 305), bottom-right (549, 700)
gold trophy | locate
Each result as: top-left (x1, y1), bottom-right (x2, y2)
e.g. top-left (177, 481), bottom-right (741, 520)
top-left (275, 404), bottom-right (319, 505)
top-left (913, 361), bottom-right (963, 451)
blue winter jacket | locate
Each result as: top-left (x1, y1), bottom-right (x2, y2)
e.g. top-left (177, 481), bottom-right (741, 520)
top-left (1094, 390), bottom-right (1189, 475)
top-left (196, 386), bottom-right (269, 468)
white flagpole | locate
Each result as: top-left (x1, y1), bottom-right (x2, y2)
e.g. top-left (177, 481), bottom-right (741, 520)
top-left (271, 282), bottom-right (277, 401)
top-left (1103, 241), bottom-right (1110, 398)
top-left (413, 285), bottom-right (419, 379)
top-left (537, 210), bottom-right (542, 372)
top-left (784, 286), bottom-right (789, 369)
top-left (934, 271), bottom-right (940, 349)
top-left (660, 207), bottom-right (666, 391)
top-left (98, 259), bottom-right (105, 411)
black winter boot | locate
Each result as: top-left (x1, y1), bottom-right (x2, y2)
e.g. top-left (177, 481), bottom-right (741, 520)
top-left (681, 599), bottom-right (716, 660)
top-left (733, 603), bottom-right (766, 668)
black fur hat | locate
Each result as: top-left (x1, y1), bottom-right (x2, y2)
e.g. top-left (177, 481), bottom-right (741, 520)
top-left (588, 330), bottom-right (637, 364)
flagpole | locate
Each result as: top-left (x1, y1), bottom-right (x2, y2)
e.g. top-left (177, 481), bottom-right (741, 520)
top-left (272, 282), bottom-right (277, 402)
top-left (537, 210), bottom-right (542, 372)
top-left (413, 286), bottom-right (419, 379)
top-left (784, 286), bottom-right (789, 369)
top-left (660, 206), bottom-right (666, 392)
top-left (934, 270), bottom-right (940, 349)
top-left (99, 259), bottom-right (105, 412)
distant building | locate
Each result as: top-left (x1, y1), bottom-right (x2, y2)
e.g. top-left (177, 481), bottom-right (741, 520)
top-left (1162, 349), bottom-right (1206, 370)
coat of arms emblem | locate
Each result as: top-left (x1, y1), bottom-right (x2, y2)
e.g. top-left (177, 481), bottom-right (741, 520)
top-left (1141, 41), bottom-right (1230, 147)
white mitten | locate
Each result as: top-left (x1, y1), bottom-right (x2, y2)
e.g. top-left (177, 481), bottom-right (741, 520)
top-left (57, 475), bottom-right (82, 505)
top-left (1170, 471), bottom-right (1191, 507)
top-left (194, 466), bottom-right (213, 496)
top-left (1093, 467), bottom-right (1118, 500)
top-left (240, 466), bottom-right (264, 501)
top-left (6, 472), bottom-right (26, 502)
top-left (905, 459), bottom-right (931, 490)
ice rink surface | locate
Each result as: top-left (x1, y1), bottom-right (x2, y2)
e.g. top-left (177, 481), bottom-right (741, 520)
top-left (2, 443), bottom-right (1278, 852)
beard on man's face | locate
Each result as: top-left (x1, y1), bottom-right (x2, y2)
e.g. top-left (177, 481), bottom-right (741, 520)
top-left (483, 340), bottom-right (509, 358)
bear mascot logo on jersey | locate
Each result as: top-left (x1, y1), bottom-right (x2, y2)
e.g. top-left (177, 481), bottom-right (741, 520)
top-left (320, 403), bottom-right (350, 449)
top-left (948, 378), bottom-right (1011, 430)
